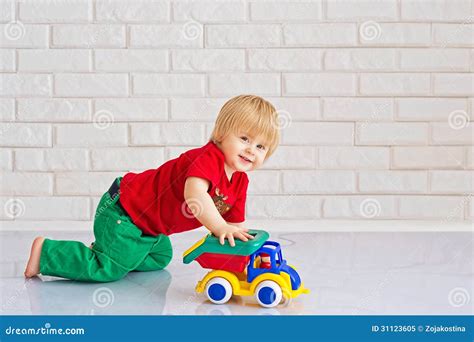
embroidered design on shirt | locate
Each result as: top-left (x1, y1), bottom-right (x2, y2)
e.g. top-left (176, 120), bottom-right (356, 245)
top-left (212, 187), bottom-right (231, 215)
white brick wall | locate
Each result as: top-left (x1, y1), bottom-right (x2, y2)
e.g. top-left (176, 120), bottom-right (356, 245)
top-left (0, 0), bottom-right (472, 231)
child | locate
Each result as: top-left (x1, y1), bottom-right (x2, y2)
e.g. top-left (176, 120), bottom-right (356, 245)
top-left (24, 94), bottom-right (280, 282)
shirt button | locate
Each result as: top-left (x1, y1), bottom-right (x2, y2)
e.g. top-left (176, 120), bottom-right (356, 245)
top-left (117, 219), bottom-right (121, 224)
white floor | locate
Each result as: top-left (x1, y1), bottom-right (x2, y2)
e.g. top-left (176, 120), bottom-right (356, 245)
top-left (1, 230), bottom-right (473, 315)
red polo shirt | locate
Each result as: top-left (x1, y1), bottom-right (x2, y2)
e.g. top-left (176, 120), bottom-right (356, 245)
top-left (118, 141), bottom-right (249, 236)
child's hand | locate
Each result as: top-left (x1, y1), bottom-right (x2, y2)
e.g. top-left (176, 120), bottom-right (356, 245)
top-left (213, 224), bottom-right (254, 247)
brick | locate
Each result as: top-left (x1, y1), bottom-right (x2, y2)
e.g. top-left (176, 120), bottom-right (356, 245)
top-left (323, 196), bottom-right (397, 219)
top-left (325, 48), bottom-right (397, 71)
top-left (18, 99), bottom-right (91, 122)
top-left (53, 24), bottom-right (126, 48)
top-left (170, 98), bottom-right (224, 121)
top-left (172, 49), bottom-right (245, 71)
top-left (396, 98), bottom-right (469, 121)
top-left (0, 149), bottom-right (12, 171)
top-left (91, 147), bottom-right (165, 171)
top-left (207, 24), bottom-right (280, 47)
top-left (95, 98), bottom-right (168, 122)
top-left (433, 73), bottom-right (474, 96)
top-left (266, 97), bottom-right (321, 121)
top-left (430, 171), bottom-right (474, 194)
top-left (96, 0), bottom-right (170, 22)
top-left (433, 24), bottom-right (474, 47)
top-left (247, 195), bottom-right (322, 219)
top-left (95, 49), bottom-right (168, 72)
top-left (0, 172), bottom-right (53, 195)
top-left (400, 49), bottom-right (470, 71)
top-left (282, 170), bottom-right (356, 194)
top-left (356, 122), bottom-right (428, 145)
top-left (133, 74), bottom-right (205, 96)
top-left (0, 197), bottom-right (90, 220)
top-left (401, 0), bottom-right (472, 21)
top-left (173, 1), bottom-right (245, 22)
top-left (19, 49), bottom-right (91, 72)
top-left (250, 1), bottom-right (322, 21)
top-left (19, 0), bottom-right (91, 22)
top-left (55, 172), bottom-right (123, 195)
top-left (467, 147), bottom-right (474, 169)
top-left (283, 73), bottom-right (356, 96)
top-left (319, 147), bottom-right (389, 169)
top-left (130, 24), bottom-right (202, 48)
top-left (471, 50), bottom-right (474, 71)
top-left (262, 146), bottom-right (316, 170)
top-left (204, 122), bottom-right (215, 139)
top-left (360, 73), bottom-right (430, 95)
top-left (359, 171), bottom-right (427, 193)
top-left (360, 23), bottom-right (431, 46)
top-left (392, 147), bottom-right (464, 169)
top-left (0, 24), bottom-right (48, 48)
top-left (283, 122), bottom-right (354, 145)
top-left (431, 123), bottom-right (473, 145)
top-left (130, 123), bottom-right (205, 146)
top-left (55, 123), bottom-right (128, 147)
top-left (247, 171), bottom-right (280, 194)
top-left (323, 98), bottom-right (393, 121)
top-left (0, 49), bottom-right (15, 71)
top-left (248, 48), bottom-right (322, 71)
top-left (0, 0), bottom-right (14, 22)
top-left (328, 0), bottom-right (397, 20)
top-left (209, 73), bottom-right (280, 96)
top-left (399, 196), bottom-right (466, 219)
top-left (283, 23), bottom-right (357, 46)
top-left (15, 148), bottom-right (89, 171)
top-left (166, 145), bottom-right (201, 160)
top-left (0, 74), bottom-right (51, 96)
top-left (0, 99), bottom-right (15, 121)
top-left (0, 123), bottom-right (52, 147)
top-left (55, 74), bottom-right (129, 97)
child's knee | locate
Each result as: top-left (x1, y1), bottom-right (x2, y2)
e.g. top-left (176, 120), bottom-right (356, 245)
top-left (154, 236), bottom-right (173, 269)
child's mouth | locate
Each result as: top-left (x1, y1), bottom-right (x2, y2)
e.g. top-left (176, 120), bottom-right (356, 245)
top-left (239, 155), bottom-right (252, 163)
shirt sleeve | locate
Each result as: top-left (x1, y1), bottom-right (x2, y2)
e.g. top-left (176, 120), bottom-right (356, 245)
top-left (224, 174), bottom-right (249, 223)
top-left (184, 147), bottom-right (223, 189)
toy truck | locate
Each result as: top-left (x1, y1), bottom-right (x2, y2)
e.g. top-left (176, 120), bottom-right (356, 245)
top-left (183, 229), bottom-right (309, 308)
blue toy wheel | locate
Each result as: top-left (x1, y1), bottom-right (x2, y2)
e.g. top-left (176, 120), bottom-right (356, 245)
top-left (205, 277), bottom-right (232, 304)
top-left (255, 280), bottom-right (283, 308)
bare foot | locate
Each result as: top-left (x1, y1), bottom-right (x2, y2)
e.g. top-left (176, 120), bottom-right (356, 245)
top-left (24, 237), bottom-right (45, 278)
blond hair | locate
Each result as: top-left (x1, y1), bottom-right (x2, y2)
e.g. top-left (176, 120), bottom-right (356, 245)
top-left (210, 95), bottom-right (280, 159)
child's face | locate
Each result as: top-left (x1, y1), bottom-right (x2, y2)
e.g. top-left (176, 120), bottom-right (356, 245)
top-left (217, 132), bottom-right (268, 173)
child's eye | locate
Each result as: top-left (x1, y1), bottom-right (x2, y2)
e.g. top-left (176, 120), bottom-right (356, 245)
top-left (240, 136), bottom-right (249, 142)
top-left (257, 144), bottom-right (265, 150)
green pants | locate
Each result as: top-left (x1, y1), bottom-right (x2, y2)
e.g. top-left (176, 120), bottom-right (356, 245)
top-left (39, 177), bottom-right (173, 282)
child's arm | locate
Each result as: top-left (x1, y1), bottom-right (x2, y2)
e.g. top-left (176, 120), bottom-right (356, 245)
top-left (184, 177), bottom-right (254, 247)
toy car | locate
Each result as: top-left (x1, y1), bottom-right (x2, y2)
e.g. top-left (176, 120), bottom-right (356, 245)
top-left (183, 229), bottom-right (309, 308)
